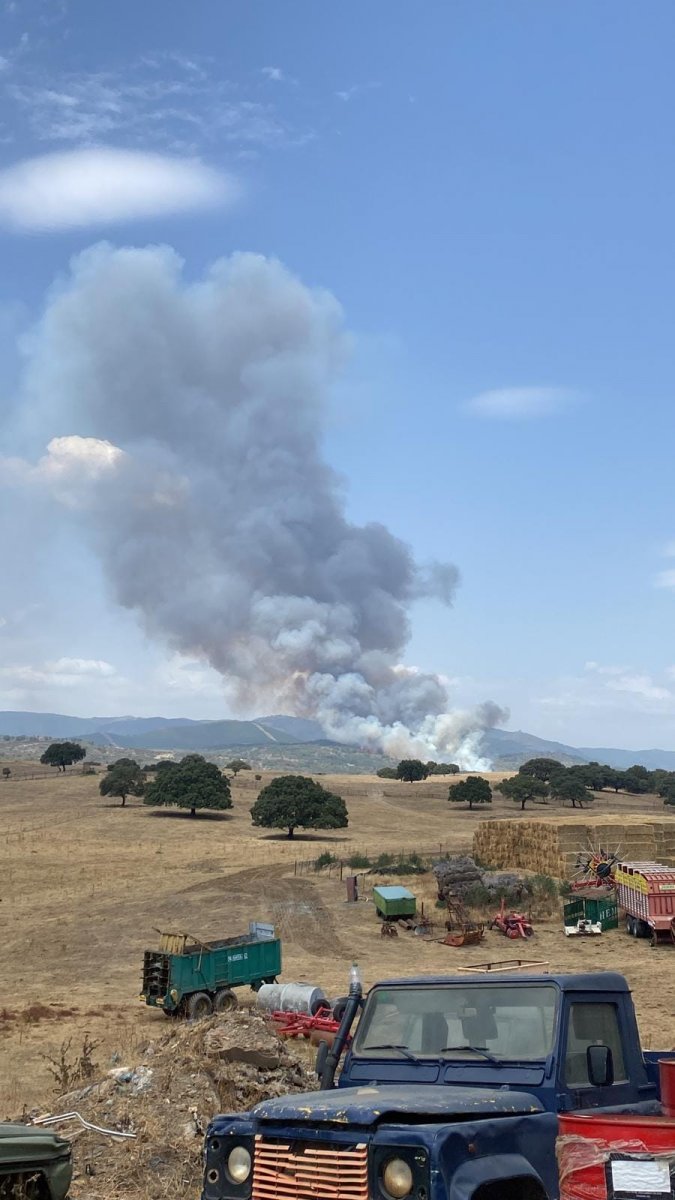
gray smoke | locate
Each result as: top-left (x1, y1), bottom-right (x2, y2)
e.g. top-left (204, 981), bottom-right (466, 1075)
top-left (7, 245), bottom-right (507, 765)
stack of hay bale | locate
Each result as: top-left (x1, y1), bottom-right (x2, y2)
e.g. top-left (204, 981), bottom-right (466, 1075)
top-left (473, 816), bottom-right (675, 879)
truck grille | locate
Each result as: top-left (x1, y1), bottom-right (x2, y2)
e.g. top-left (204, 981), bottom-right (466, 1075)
top-left (252, 1136), bottom-right (368, 1200)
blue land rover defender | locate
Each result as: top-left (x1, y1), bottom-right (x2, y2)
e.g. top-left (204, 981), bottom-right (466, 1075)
top-left (202, 972), bottom-right (674, 1200)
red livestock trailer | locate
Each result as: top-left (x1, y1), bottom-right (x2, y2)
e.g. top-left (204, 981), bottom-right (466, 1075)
top-left (614, 860), bottom-right (675, 945)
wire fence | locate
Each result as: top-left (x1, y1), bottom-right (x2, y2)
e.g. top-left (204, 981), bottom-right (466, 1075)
top-left (293, 841), bottom-right (471, 877)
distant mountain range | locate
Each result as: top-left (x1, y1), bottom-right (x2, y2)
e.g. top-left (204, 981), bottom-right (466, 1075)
top-left (0, 710), bottom-right (328, 749)
top-left (2, 709), bottom-right (675, 770)
top-left (481, 727), bottom-right (675, 771)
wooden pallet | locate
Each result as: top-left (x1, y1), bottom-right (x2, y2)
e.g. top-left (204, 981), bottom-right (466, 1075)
top-left (454, 958), bottom-right (549, 974)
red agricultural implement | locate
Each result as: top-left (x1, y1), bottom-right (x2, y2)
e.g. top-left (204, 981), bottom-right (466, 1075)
top-left (490, 898), bottom-right (534, 939)
top-left (269, 1009), bottom-right (345, 1045)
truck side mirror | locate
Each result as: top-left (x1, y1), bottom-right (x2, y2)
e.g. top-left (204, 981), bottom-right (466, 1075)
top-left (587, 1044), bottom-right (614, 1087)
top-left (315, 1039), bottom-right (329, 1079)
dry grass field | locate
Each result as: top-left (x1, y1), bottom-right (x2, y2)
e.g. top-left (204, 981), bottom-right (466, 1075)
top-left (1, 764), bottom-right (674, 1118)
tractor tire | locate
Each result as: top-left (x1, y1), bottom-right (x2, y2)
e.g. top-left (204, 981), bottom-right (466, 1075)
top-left (187, 991), bottom-right (213, 1021)
top-left (214, 988), bottom-right (238, 1013)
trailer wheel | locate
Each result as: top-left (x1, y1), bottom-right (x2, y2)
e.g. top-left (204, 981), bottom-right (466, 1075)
top-left (187, 991), bottom-right (213, 1021)
top-left (214, 988), bottom-right (238, 1013)
top-left (332, 996), bottom-right (349, 1022)
top-left (636, 919), bottom-right (651, 939)
top-left (626, 915), bottom-right (635, 936)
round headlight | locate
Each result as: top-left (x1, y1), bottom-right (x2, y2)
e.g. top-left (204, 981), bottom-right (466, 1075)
top-left (227, 1145), bottom-right (252, 1184)
top-left (382, 1157), bottom-right (414, 1199)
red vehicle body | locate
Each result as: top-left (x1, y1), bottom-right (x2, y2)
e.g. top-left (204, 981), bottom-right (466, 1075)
top-left (615, 860), bottom-right (675, 944)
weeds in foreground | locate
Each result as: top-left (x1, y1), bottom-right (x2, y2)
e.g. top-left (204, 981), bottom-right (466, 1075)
top-left (40, 1033), bottom-right (101, 1093)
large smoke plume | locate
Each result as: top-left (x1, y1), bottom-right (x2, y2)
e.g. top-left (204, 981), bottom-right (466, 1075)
top-left (7, 245), bottom-right (507, 765)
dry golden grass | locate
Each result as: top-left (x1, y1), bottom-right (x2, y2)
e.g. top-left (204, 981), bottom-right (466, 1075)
top-left (1, 764), bottom-right (674, 1117)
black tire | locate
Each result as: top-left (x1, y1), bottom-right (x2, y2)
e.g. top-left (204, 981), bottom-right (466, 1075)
top-left (187, 991), bottom-right (213, 1021)
top-left (626, 915), bottom-right (635, 935)
top-left (332, 996), bottom-right (349, 1022)
top-left (636, 919), bottom-right (651, 939)
top-left (214, 988), bottom-right (238, 1013)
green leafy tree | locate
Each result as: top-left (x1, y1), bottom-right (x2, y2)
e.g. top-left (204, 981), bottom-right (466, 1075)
top-left (376, 767), bottom-right (398, 779)
top-left (656, 772), bottom-right (675, 798)
top-left (519, 758), bottom-right (564, 782)
top-left (550, 774), bottom-right (594, 809)
top-left (40, 741), bottom-right (86, 772)
top-left (143, 754), bottom-right (232, 817)
top-left (566, 762), bottom-right (614, 792)
top-left (251, 775), bottom-right (348, 839)
top-left (396, 758), bottom-right (428, 783)
top-left (618, 766), bottom-right (652, 794)
top-left (500, 774), bottom-right (549, 811)
top-left (1, 767), bottom-right (10, 780)
top-left (428, 762), bottom-right (460, 775)
top-left (99, 759), bottom-right (145, 807)
top-left (662, 784), bottom-right (675, 807)
top-left (225, 759), bottom-right (252, 776)
top-left (449, 776), bottom-right (492, 809)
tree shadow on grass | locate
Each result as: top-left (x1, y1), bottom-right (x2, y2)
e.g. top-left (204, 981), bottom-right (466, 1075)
top-left (146, 808), bottom-right (231, 821)
top-left (259, 832), bottom-right (351, 842)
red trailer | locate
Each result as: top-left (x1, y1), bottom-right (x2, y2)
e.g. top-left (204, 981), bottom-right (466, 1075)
top-left (614, 860), bottom-right (675, 945)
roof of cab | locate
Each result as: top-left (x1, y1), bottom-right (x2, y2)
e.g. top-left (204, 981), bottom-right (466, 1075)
top-left (371, 972), bottom-right (630, 991)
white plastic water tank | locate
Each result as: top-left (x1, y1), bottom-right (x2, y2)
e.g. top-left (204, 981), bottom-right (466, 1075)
top-left (256, 982), bottom-right (327, 1015)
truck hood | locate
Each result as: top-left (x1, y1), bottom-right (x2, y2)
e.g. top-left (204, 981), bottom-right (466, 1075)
top-left (0, 1122), bottom-right (71, 1165)
top-left (253, 1084), bottom-right (543, 1127)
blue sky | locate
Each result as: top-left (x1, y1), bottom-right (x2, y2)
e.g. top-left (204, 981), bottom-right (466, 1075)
top-left (1, 0), bottom-right (675, 749)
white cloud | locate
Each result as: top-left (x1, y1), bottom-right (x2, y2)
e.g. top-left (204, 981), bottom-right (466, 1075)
top-left (3, 435), bottom-right (126, 506)
top-left (0, 146), bottom-right (236, 231)
top-left (335, 82), bottom-right (380, 102)
top-left (464, 386), bottom-right (577, 420)
top-left (655, 568), bottom-right (675, 590)
top-left (261, 66), bottom-right (284, 82)
top-left (45, 657), bottom-right (116, 677)
top-left (538, 662), bottom-right (673, 716)
top-left (0, 657), bottom-right (116, 688)
top-left (6, 55), bottom-right (294, 152)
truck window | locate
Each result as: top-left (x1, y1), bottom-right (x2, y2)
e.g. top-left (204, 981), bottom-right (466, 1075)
top-left (564, 1002), bottom-right (627, 1086)
top-left (354, 984), bottom-right (557, 1060)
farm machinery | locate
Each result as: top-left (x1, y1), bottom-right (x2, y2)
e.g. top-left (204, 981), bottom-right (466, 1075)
top-left (569, 840), bottom-right (675, 945)
top-left (140, 922), bottom-right (281, 1018)
top-left (440, 892), bottom-right (485, 947)
top-left (490, 896), bottom-right (534, 939)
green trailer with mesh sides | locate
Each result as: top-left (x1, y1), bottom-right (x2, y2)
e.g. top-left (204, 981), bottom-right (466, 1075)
top-left (141, 922), bottom-right (281, 1019)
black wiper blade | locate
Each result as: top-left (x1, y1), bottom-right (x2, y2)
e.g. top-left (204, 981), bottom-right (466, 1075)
top-left (367, 1043), bottom-right (419, 1062)
top-left (440, 1044), bottom-right (502, 1064)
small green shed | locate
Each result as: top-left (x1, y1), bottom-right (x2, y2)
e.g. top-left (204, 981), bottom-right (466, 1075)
top-left (373, 885), bottom-right (417, 920)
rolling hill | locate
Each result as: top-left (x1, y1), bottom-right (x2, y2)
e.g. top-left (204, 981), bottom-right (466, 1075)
top-left (2, 709), bottom-right (675, 770)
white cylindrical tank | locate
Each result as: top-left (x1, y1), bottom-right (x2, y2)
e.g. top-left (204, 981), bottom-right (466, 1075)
top-left (256, 982), bottom-right (327, 1015)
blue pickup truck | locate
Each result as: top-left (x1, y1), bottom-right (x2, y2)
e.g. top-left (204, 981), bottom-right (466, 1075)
top-left (202, 971), bottom-right (675, 1200)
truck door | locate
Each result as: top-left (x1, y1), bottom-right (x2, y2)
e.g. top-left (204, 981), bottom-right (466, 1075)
top-left (559, 997), bottom-right (634, 1110)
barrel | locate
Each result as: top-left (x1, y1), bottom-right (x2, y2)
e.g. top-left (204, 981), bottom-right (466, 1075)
top-left (558, 1112), bottom-right (675, 1200)
top-left (256, 982), bottom-right (327, 1016)
top-left (660, 1058), bottom-right (675, 1117)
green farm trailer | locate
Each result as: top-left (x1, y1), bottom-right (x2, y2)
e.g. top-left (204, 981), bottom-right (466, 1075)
top-left (373, 884), bottom-right (417, 921)
top-left (141, 922), bottom-right (281, 1019)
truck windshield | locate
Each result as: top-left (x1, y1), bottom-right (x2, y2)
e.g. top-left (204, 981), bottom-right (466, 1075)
top-left (353, 984), bottom-right (557, 1061)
